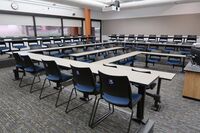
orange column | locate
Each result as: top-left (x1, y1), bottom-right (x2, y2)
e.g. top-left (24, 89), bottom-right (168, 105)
top-left (84, 8), bottom-right (91, 39)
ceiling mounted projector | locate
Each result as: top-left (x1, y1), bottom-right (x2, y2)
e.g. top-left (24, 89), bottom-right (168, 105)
top-left (102, 0), bottom-right (120, 12)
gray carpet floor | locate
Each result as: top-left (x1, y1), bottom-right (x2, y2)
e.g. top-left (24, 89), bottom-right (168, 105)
top-left (0, 63), bottom-right (199, 133)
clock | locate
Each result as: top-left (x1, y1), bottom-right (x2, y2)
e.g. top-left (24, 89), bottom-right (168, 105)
top-left (11, 2), bottom-right (19, 10)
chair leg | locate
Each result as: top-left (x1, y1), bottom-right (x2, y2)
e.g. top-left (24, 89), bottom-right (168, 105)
top-left (65, 88), bottom-right (91, 113)
top-left (30, 75), bottom-right (36, 93)
top-left (127, 109), bottom-right (134, 133)
top-left (89, 96), bottom-right (98, 126)
top-left (65, 88), bottom-right (75, 113)
top-left (90, 98), bottom-right (114, 128)
top-left (39, 78), bottom-right (47, 99)
top-left (19, 74), bottom-right (24, 87)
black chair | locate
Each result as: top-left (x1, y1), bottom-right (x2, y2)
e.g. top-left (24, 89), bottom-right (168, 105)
top-left (127, 34), bottom-right (135, 42)
top-left (109, 34), bottom-right (117, 41)
top-left (13, 53), bottom-right (25, 79)
top-left (137, 34), bottom-right (145, 42)
top-left (40, 60), bottom-right (72, 107)
top-left (12, 40), bottom-right (27, 51)
top-left (173, 35), bottom-right (183, 44)
top-left (81, 35), bottom-right (87, 44)
top-left (19, 55), bottom-right (44, 93)
top-left (90, 71), bottom-right (142, 133)
top-left (118, 34), bottom-right (125, 41)
top-left (186, 35), bottom-right (197, 44)
top-left (27, 40), bottom-right (42, 50)
top-left (66, 65), bottom-right (100, 125)
top-left (147, 35), bottom-right (159, 51)
top-left (53, 38), bottom-right (62, 46)
top-left (63, 37), bottom-right (72, 44)
top-left (41, 39), bottom-right (51, 47)
top-left (148, 34), bottom-right (157, 42)
top-left (0, 41), bottom-right (9, 54)
top-left (159, 35), bottom-right (168, 43)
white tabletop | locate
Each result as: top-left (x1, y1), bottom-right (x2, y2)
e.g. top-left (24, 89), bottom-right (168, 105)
top-left (141, 51), bottom-right (186, 58)
top-left (69, 47), bottom-right (124, 57)
top-left (93, 51), bottom-right (142, 65)
top-left (25, 52), bottom-right (158, 86)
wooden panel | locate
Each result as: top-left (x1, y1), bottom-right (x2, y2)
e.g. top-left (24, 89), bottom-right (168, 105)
top-left (84, 8), bottom-right (91, 37)
top-left (183, 71), bottom-right (200, 100)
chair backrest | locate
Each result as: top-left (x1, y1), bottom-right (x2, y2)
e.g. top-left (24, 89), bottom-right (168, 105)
top-left (13, 53), bottom-right (24, 67)
top-left (128, 34), bottom-right (135, 40)
top-left (174, 35), bottom-right (182, 40)
top-left (71, 65), bottom-right (96, 89)
top-left (187, 35), bottom-right (197, 43)
top-left (137, 34), bottom-right (144, 41)
top-left (0, 41), bottom-right (6, 47)
top-left (12, 40), bottom-right (24, 46)
top-left (42, 60), bottom-right (62, 78)
top-left (20, 55), bottom-right (34, 68)
top-left (119, 34), bottom-right (125, 39)
top-left (159, 35), bottom-right (168, 42)
top-left (99, 71), bottom-right (132, 106)
top-left (148, 35), bottom-right (156, 42)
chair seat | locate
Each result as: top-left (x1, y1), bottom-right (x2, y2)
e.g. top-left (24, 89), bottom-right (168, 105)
top-left (16, 64), bottom-right (24, 69)
top-left (0, 47), bottom-right (9, 51)
top-left (147, 57), bottom-right (160, 63)
top-left (167, 60), bottom-right (182, 65)
top-left (147, 47), bottom-right (158, 51)
top-left (24, 65), bottom-right (44, 73)
top-left (47, 73), bottom-right (72, 82)
top-left (102, 93), bottom-right (142, 107)
top-left (13, 45), bottom-right (27, 49)
top-left (51, 53), bottom-right (67, 58)
top-left (75, 83), bottom-right (100, 94)
top-left (135, 47), bottom-right (145, 51)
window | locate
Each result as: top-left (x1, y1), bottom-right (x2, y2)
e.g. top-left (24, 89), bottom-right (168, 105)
top-left (0, 14), bottom-right (34, 37)
top-left (35, 17), bottom-right (62, 36)
top-left (63, 19), bottom-right (82, 36)
top-left (92, 21), bottom-right (101, 41)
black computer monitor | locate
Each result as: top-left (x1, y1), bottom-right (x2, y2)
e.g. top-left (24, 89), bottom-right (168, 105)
top-left (191, 47), bottom-right (200, 65)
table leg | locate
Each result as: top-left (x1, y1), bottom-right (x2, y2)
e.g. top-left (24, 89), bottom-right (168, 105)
top-left (152, 78), bottom-right (162, 111)
top-left (132, 85), bottom-right (147, 124)
top-left (182, 57), bottom-right (185, 72)
top-left (145, 54), bottom-right (148, 67)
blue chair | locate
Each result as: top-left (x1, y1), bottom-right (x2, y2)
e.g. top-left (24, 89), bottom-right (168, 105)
top-left (163, 46), bottom-right (175, 53)
top-left (147, 55), bottom-right (161, 66)
top-left (45, 43), bottom-right (67, 58)
top-left (90, 71), bottom-right (142, 133)
top-left (27, 40), bottom-right (42, 50)
top-left (65, 66), bottom-right (100, 122)
top-left (166, 57), bottom-right (182, 68)
top-left (0, 41), bottom-right (9, 54)
top-left (40, 60), bottom-right (72, 107)
top-left (19, 55), bottom-right (44, 93)
top-left (12, 40), bottom-right (27, 51)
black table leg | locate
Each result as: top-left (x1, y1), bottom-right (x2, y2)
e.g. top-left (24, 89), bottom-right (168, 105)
top-left (182, 57), bottom-right (185, 72)
top-left (132, 85), bottom-right (147, 124)
top-left (152, 78), bottom-right (162, 111)
top-left (145, 54), bottom-right (148, 67)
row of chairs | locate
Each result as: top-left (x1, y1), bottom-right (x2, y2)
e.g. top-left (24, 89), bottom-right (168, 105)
top-left (110, 34), bottom-right (197, 44)
top-left (13, 53), bottom-right (142, 132)
top-left (0, 36), bottom-right (97, 54)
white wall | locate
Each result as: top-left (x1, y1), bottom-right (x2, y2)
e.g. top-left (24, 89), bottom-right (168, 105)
top-left (0, 0), bottom-right (100, 19)
top-left (100, 2), bottom-right (200, 20)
